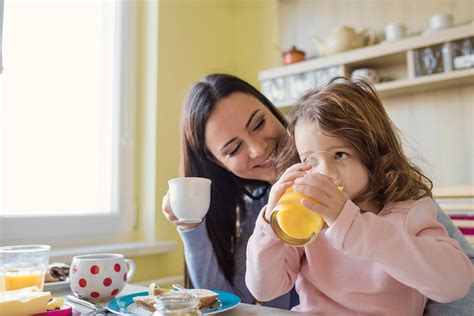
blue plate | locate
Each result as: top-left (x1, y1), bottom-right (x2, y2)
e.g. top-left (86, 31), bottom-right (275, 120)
top-left (107, 290), bottom-right (240, 315)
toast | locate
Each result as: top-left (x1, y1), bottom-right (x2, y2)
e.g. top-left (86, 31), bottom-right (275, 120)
top-left (148, 283), bottom-right (171, 296)
top-left (133, 295), bottom-right (156, 312)
top-left (134, 286), bottom-right (219, 312)
top-left (44, 262), bottom-right (70, 282)
top-left (184, 289), bottom-right (219, 309)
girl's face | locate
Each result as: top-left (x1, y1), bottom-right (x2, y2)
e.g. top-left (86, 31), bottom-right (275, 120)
top-left (205, 92), bottom-right (286, 184)
top-left (294, 119), bottom-right (369, 201)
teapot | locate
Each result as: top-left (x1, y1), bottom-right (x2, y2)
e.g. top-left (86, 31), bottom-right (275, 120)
top-left (282, 46), bottom-right (306, 65)
top-left (313, 25), bottom-right (375, 56)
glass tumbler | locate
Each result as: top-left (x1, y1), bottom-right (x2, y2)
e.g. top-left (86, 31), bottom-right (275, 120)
top-left (270, 151), bottom-right (346, 246)
top-left (0, 245), bottom-right (50, 291)
top-left (154, 292), bottom-right (202, 316)
top-left (271, 187), bottom-right (325, 246)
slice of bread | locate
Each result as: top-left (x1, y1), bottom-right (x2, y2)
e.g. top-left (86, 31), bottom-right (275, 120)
top-left (148, 283), bottom-right (171, 296)
top-left (184, 289), bottom-right (218, 309)
top-left (133, 295), bottom-right (157, 312)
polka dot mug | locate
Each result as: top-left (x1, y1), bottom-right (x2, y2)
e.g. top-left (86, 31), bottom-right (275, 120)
top-left (69, 254), bottom-right (136, 301)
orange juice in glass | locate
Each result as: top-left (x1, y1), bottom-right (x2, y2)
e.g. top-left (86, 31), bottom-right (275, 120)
top-left (271, 187), bottom-right (324, 246)
top-left (271, 151), bottom-right (346, 246)
top-left (271, 187), bottom-right (343, 246)
top-left (0, 245), bottom-right (50, 291)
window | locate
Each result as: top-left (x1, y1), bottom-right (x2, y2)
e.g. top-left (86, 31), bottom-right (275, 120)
top-left (0, 0), bottom-right (136, 244)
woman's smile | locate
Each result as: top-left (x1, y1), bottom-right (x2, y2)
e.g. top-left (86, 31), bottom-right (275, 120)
top-left (253, 146), bottom-right (277, 169)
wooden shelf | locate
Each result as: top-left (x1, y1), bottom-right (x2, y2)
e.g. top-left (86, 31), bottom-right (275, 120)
top-left (259, 23), bottom-right (474, 105)
top-left (376, 68), bottom-right (474, 97)
top-left (259, 23), bottom-right (474, 80)
top-left (271, 68), bottom-right (474, 108)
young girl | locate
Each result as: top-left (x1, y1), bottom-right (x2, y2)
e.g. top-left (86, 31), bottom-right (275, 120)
top-left (245, 78), bottom-right (474, 314)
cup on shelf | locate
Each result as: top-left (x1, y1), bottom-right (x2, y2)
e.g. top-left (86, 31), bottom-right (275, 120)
top-left (0, 245), bottom-right (51, 291)
top-left (429, 13), bottom-right (453, 31)
top-left (384, 22), bottom-right (407, 41)
top-left (350, 68), bottom-right (381, 84)
top-left (69, 253), bottom-right (136, 301)
top-left (168, 177), bottom-right (212, 224)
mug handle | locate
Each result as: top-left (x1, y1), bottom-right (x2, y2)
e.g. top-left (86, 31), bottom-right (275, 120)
top-left (125, 259), bottom-right (136, 283)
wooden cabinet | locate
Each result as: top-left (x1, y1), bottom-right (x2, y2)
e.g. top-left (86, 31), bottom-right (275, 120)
top-left (259, 23), bottom-right (474, 107)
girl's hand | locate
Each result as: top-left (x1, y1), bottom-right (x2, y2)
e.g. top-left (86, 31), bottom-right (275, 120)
top-left (265, 162), bottom-right (312, 222)
top-left (293, 173), bottom-right (347, 226)
top-left (161, 191), bottom-right (201, 230)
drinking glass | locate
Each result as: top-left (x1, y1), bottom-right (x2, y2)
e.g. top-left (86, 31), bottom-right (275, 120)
top-left (155, 292), bottom-right (202, 316)
top-left (271, 151), bottom-right (347, 246)
top-left (0, 245), bottom-right (50, 291)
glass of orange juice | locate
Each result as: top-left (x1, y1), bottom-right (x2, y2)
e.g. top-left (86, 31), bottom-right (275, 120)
top-left (270, 151), bottom-right (347, 246)
top-left (0, 245), bottom-right (50, 291)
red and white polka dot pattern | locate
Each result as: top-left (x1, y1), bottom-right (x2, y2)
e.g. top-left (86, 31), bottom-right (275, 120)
top-left (69, 254), bottom-right (136, 302)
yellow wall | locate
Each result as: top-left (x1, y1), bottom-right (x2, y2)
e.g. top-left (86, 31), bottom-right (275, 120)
top-left (130, 0), bottom-right (280, 284)
top-left (234, 0), bottom-right (280, 86)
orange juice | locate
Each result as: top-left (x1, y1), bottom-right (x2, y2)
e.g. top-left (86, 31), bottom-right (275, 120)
top-left (271, 187), bottom-right (343, 246)
top-left (0, 269), bottom-right (46, 291)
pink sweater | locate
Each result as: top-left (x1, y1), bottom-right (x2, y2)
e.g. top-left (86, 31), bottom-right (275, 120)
top-left (246, 197), bottom-right (474, 315)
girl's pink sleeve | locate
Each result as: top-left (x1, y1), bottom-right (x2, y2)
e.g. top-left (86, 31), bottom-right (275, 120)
top-left (326, 197), bottom-right (474, 303)
top-left (245, 206), bottom-right (304, 302)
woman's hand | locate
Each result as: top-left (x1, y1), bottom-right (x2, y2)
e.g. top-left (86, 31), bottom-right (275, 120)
top-left (293, 173), bottom-right (347, 226)
top-left (265, 162), bottom-right (312, 222)
top-left (162, 191), bottom-right (201, 230)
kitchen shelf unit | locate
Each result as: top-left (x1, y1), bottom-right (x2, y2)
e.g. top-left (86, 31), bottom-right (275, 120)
top-left (259, 23), bottom-right (474, 107)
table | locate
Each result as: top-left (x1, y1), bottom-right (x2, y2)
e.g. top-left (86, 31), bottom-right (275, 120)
top-left (53, 284), bottom-right (308, 315)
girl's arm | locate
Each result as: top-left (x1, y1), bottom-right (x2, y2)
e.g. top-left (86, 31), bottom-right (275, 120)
top-left (326, 197), bottom-right (473, 303)
top-left (245, 206), bottom-right (304, 302)
top-left (178, 222), bottom-right (255, 303)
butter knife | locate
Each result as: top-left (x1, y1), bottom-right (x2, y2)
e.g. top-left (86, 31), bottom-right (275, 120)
top-left (66, 295), bottom-right (109, 314)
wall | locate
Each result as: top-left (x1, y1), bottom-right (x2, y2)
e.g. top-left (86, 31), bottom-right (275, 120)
top-left (130, 0), bottom-right (280, 284)
top-left (234, 0), bottom-right (280, 85)
top-left (277, 0), bottom-right (474, 190)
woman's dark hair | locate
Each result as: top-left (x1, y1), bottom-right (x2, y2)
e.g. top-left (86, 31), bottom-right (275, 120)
top-left (181, 73), bottom-right (287, 283)
top-left (279, 77), bottom-right (432, 211)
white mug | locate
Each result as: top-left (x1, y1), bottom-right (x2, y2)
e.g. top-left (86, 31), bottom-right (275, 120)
top-left (168, 177), bottom-right (212, 223)
top-left (429, 13), bottom-right (453, 30)
top-left (384, 23), bottom-right (407, 41)
top-left (69, 254), bottom-right (135, 301)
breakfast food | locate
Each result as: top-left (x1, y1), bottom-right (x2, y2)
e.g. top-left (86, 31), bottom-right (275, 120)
top-left (44, 262), bottom-right (70, 283)
top-left (133, 295), bottom-right (158, 312)
top-left (133, 283), bottom-right (219, 312)
top-left (148, 282), bottom-right (171, 296)
top-left (46, 297), bottom-right (65, 311)
top-left (185, 289), bottom-right (219, 308)
top-left (0, 286), bottom-right (52, 315)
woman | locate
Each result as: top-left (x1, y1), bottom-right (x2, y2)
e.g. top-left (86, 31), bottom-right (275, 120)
top-left (162, 73), bottom-right (473, 312)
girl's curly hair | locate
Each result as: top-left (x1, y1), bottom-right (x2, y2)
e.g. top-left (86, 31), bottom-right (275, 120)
top-left (278, 77), bottom-right (432, 210)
